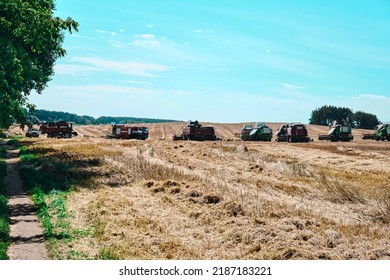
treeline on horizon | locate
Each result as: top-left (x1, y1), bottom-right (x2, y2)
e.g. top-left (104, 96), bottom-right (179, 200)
top-left (309, 105), bottom-right (380, 129)
top-left (27, 109), bottom-right (180, 125)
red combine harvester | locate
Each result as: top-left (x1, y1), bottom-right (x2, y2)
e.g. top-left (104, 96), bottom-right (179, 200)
top-left (39, 121), bottom-right (77, 138)
top-left (108, 124), bottom-right (149, 140)
top-left (173, 120), bottom-right (217, 141)
top-left (275, 123), bottom-right (311, 143)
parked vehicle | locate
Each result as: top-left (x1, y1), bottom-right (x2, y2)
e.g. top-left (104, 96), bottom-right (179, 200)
top-left (318, 120), bottom-right (354, 142)
top-left (275, 123), bottom-right (311, 142)
top-left (39, 121), bottom-right (77, 138)
top-left (25, 128), bottom-right (40, 138)
top-left (107, 124), bottom-right (148, 140)
top-left (173, 120), bottom-right (217, 141)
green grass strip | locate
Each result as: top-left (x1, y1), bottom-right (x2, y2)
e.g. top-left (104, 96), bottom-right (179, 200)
top-left (0, 160), bottom-right (10, 259)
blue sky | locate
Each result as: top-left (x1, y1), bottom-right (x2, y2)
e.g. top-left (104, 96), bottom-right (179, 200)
top-left (29, 0), bottom-right (390, 123)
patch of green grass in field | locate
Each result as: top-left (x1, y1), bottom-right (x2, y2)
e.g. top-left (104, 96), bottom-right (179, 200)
top-left (19, 145), bottom-right (95, 259)
top-left (0, 160), bottom-right (10, 260)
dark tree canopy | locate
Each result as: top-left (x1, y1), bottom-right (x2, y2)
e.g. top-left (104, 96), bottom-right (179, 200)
top-left (351, 111), bottom-right (380, 129)
top-left (309, 105), bottom-right (380, 129)
top-left (309, 105), bottom-right (353, 126)
top-left (0, 0), bottom-right (78, 129)
top-left (26, 109), bottom-right (180, 125)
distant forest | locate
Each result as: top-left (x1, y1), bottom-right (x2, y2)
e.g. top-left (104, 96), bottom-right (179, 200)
top-left (27, 109), bottom-right (180, 125)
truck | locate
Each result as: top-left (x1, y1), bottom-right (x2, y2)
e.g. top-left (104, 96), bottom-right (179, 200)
top-left (107, 124), bottom-right (149, 140)
top-left (173, 120), bottom-right (217, 141)
top-left (362, 123), bottom-right (390, 141)
top-left (318, 121), bottom-right (354, 142)
top-left (275, 123), bottom-right (311, 143)
top-left (39, 121), bottom-right (77, 138)
top-left (25, 128), bottom-right (40, 138)
top-left (239, 123), bottom-right (272, 141)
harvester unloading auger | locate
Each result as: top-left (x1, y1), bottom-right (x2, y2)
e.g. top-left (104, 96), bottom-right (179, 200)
top-left (318, 120), bottom-right (353, 142)
top-left (362, 123), bottom-right (390, 141)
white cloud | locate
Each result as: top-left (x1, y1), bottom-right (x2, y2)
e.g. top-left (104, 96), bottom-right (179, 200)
top-left (193, 29), bottom-right (204, 33)
top-left (357, 94), bottom-right (390, 101)
top-left (282, 83), bottom-right (307, 90)
top-left (56, 84), bottom-right (159, 96)
top-left (94, 29), bottom-right (117, 36)
top-left (55, 64), bottom-right (102, 76)
top-left (173, 90), bottom-right (194, 95)
top-left (94, 29), bottom-right (109, 34)
top-left (145, 24), bottom-right (154, 29)
top-left (131, 34), bottom-right (175, 49)
top-left (72, 57), bottom-right (169, 77)
top-left (138, 34), bottom-right (155, 39)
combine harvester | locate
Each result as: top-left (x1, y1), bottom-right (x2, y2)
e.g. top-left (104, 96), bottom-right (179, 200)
top-left (318, 121), bottom-right (354, 142)
top-left (238, 123), bottom-right (272, 141)
top-left (173, 120), bottom-right (217, 141)
top-left (38, 121), bottom-right (77, 138)
top-left (362, 123), bottom-right (390, 141)
top-left (275, 123), bottom-right (311, 143)
top-left (106, 124), bottom-right (149, 140)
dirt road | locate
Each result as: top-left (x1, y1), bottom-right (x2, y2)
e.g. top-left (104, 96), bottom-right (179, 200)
top-left (5, 146), bottom-right (47, 260)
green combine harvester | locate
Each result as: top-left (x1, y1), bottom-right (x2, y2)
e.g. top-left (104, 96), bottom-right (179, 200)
top-left (239, 123), bottom-right (272, 141)
top-left (362, 123), bottom-right (390, 141)
top-left (318, 121), bottom-right (354, 142)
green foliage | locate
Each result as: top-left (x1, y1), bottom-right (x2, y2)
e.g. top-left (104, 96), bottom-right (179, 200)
top-left (310, 105), bottom-right (380, 129)
top-left (0, 0), bottom-right (78, 129)
top-left (27, 109), bottom-right (181, 125)
top-left (30, 186), bottom-right (53, 237)
top-left (0, 147), bottom-right (6, 159)
top-left (310, 105), bottom-right (353, 126)
top-left (351, 111), bottom-right (380, 129)
top-left (0, 160), bottom-right (10, 259)
top-left (19, 145), bottom-right (97, 258)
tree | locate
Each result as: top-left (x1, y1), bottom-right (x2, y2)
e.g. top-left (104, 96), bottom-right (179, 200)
top-left (0, 0), bottom-right (78, 129)
top-left (351, 111), bottom-right (380, 129)
top-left (309, 105), bottom-right (353, 126)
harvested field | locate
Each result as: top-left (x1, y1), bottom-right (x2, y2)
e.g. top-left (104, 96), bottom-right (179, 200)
top-left (5, 123), bottom-right (390, 259)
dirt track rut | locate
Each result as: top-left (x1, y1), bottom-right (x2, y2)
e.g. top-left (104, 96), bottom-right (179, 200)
top-left (5, 146), bottom-right (48, 260)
